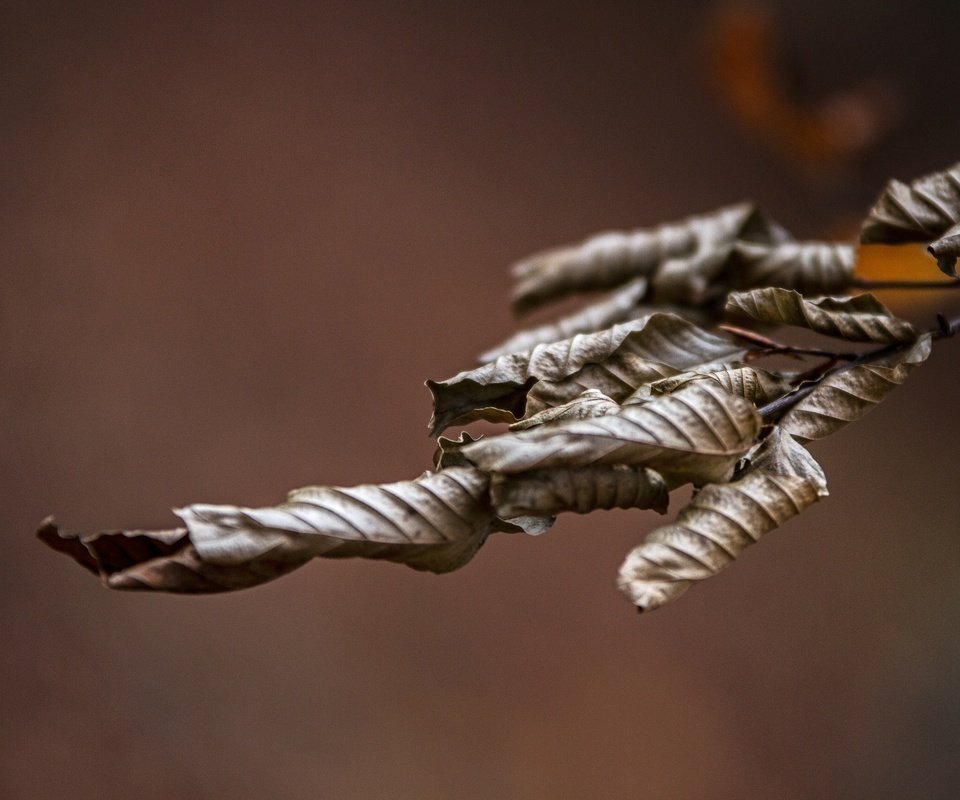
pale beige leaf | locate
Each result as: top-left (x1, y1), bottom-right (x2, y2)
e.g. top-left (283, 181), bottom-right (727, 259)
top-left (492, 464), bottom-right (669, 520)
top-left (510, 203), bottom-right (787, 315)
top-left (927, 221), bottom-right (960, 278)
top-left (510, 389), bottom-right (619, 431)
top-left (479, 278), bottom-right (648, 362)
top-left (521, 317), bottom-right (748, 415)
top-left (432, 431), bottom-right (482, 469)
top-left (729, 241), bottom-right (855, 295)
top-left (648, 244), bottom-right (735, 305)
top-left (428, 314), bottom-right (746, 435)
top-left (779, 334), bottom-right (932, 442)
top-left (463, 382), bottom-right (761, 486)
top-left (648, 364), bottom-right (792, 405)
top-left (726, 287), bottom-right (919, 343)
top-left (617, 429), bottom-right (828, 611)
top-left (860, 162), bottom-right (960, 245)
top-left (38, 467), bottom-right (497, 592)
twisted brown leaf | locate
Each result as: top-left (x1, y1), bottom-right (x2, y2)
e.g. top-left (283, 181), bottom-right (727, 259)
top-left (726, 287), bottom-right (919, 343)
top-left (38, 467), bottom-right (497, 592)
top-left (479, 278), bottom-right (649, 362)
top-left (927, 222), bottom-right (960, 278)
top-left (860, 162), bottom-right (960, 245)
top-left (462, 382), bottom-right (761, 486)
top-left (491, 465), bottom-right (669, 520)
top-left (779, 334), bottom-right (931, 442)
top-left (509, 389), bottom-right (619, 431)
top-left (510, 203), bottom-right (787, 315)
top-left (647, 364), bottom-right (792, 405)
top-left (428, 314), bottom-right (746, 435)
top-left (729, 241), bottom-right (855, 294)
top-left (617, 429), bottom-right (828, 611)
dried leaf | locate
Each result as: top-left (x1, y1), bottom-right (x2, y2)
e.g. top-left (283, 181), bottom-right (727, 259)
top-left (617, 429), bottom-right (828, 611)
top-left (726, 287), bottom-right (919, 343)
top-left (648, 364), bottom-right (792, 405)
top-left (479, 278), bottom-right (648, 362)
top-left (510, 203), bottom-right (787, 315)
top-left (927, 221), bottom-right (960, 278)
top-left (462, 382), bottom-right (761, 486)
top-left (779, 334), bottom-right (932, 442)
top-left (432, 431), bottom-right (482, 469)
top-left (730, 241), bottom-right (855, 294)
top-left (509, 389), bottom-right (619, 431)
top-left (860, 162), bottom-right (960, 245)
top-left (521, 317), bottom-right (748, 415)
top-left (491, 465), bottom-right (669, 520)
top-left (39, 467), bottom-right (497, 592)
top-left (428, 314), bottom-right (746, 435)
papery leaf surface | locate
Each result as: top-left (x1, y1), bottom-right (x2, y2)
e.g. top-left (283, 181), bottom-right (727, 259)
top-left (860, 162), bottom-right (960, 245)
top-left (462, 382), bottom-right (761, 486)
top-left (927, 221), bottom-right (960, 278)
top-left (510, 204), bottom-right (787, 315)
top-left (491, 465), bottom-right (669, 520)
top-left (779, 334), bottom-right (931, 442)
top-left (428, 314), bottom-right (745, 435)
top-left (726, 287), bottom-right (919, 343)
top-left (729, 241), bottom-right (855, 294)
top-left (38, 467), bottom-right (496, 592)
top-left (647, 364), bottom-right (792, 405)
top-left (617, 429), bottom-right (828, 611)
top-left (479, 278), bottom-right (648, 362)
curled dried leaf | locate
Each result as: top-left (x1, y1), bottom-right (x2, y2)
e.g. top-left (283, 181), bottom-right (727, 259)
top-left (860, 162), bottom-right (960, 245)
top-left (730, 241), bottom-right (855, 294)
top-left (522, 316), bottom-right (748, 415)
top-left (726, 287), bottom-right (919, 343)
top-left (479, 278), bottom-right (649, 362)
top-left (463, 382), bottom-right (762, 486)
top-left (927, 222), bottom-right (960, 278)
top-left (779, 334), bottom-right (931, 442)
top-left (428, 314), bottom-right (746, 435)
top-left (617, 429), bottom-right (828, 611)
top-left (510, 389), bottom-right (619, 430)
top-left (491, 465), bottom-right (669, 520)
top-left (510, 204), bottom-right (787, 315)
top-left (39, 467), bottom-right (497, 592)
top-left (648, 364), bottom-right (792, 405)
top-left (433, 431), bottom-right (482, 469)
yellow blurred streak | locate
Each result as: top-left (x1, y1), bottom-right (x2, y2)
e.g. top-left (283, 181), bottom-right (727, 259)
top-left (856, 244), bottom-right (942, 308)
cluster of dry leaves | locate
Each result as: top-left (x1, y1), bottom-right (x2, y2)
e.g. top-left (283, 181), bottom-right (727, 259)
top-left (40, 162), bottom-right (960, 612)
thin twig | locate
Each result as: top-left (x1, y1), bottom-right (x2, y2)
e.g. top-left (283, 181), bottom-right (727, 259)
top-left (719, 324), bottom-right (859, 361)
top-left (759, 314), bottom-right (960, 423)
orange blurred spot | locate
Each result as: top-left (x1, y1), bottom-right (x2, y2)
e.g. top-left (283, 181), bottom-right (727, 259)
top-left (703, 3), bottom-right (898, 170)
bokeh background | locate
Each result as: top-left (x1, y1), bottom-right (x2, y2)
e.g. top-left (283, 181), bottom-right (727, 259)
top-left (3, 2), bottom-right (960, 798)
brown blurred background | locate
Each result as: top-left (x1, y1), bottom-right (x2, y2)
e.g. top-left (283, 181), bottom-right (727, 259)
top-left (3, 1), bottom-right (960, 798)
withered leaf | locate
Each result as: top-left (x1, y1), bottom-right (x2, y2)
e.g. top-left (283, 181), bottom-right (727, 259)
top-left (927, 221), bottom-right (960, 278)
top-left (729, 241), bottom-right (855, 295)
top-left (428, 314), bottom-right (746, 435)
top-left (860, 162), bottom-right (960, 245)
top-left (510, 203), bottom-right (788, 316)
top-left (726, 287), bottom-right (919, 343)
top-left (509, 389), bottom-right (619, 431)
top-left (491, 465), bottom-right (669, 520)
top-left (39, 467), bottom-right (497, 592)
top-left (479, 278), bottom-right (649, 362)
top-left (521, 316), bottom-right (748, 415)
top-left (779, 334), bottom-right (931, 442)
top-left (647, 364), bottom-right (792, 406)
top-left (617, 429), bottom-right (828, 611)
top-left (462, 382), bottom-right (761, 486)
